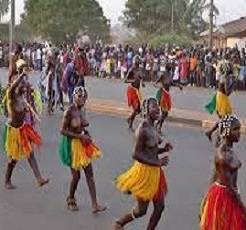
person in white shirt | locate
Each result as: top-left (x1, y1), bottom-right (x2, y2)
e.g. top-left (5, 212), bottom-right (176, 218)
top-left (0, 45), bottom-right (3, 66)
top-left (36, 47), bottom-right (42, 71)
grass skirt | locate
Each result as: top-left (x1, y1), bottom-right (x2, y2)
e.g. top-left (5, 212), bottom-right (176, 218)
top-left (216, 92), bottom-right (232, 117)
top-left (127, 85), bottom-right (141, 110)
top-left (3, 123), bottom-right (42, 160)
top-left (59, 135), bottom-right (101, 170)
top-left (200, 183), bottom-right (246, 230)
top-left (116, 161), bottom-right (167, 202)
top-left (156, 88), bottom-right (172, 112)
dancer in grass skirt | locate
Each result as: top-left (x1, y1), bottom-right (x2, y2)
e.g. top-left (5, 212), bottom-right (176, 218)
top-left (59, 86), bottom-right (106, 213)
top-left (3, 60), bottom-right (49, 189)
top-left (200, 115), bottom-right (246, 229)
top-left (114, 98), bottom-right (173, 230)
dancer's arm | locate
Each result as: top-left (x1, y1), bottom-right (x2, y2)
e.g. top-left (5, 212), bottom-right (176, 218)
top-left (157, 142), bottom-right (173, 154)
top-left (8, 71), bottom-right (26, 97)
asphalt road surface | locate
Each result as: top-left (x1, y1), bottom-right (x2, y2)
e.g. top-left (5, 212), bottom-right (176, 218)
top-left (0, 112), bottom-right (246, 230)
top-left (1, 68), bottom-right (246, 117)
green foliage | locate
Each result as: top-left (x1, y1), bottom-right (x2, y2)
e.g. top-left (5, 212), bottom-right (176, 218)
top-left (123, 0), bottom-right (214, 40)
top-left (0, 0), bottom-right (9, 19)
top-left (0, 23), bottom-right (32, 42)
top-left (149, 33), bottom-right (192, 47)
top-left (124, 31), bottom-right (192, 49)
top-left (124, 0), bottom-right (171, 34)
top-left (0, 23), bottom-right (8, 41)
top-left (124, 31), bottom-right (151, 47)
top-left (15, 24), bottom-right (33, 42)
top-left (21, 0), bottom-right (110, 43)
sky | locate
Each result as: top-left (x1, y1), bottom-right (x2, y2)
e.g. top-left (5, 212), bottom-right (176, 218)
top-left (4, 0), bottom-right (246, 25)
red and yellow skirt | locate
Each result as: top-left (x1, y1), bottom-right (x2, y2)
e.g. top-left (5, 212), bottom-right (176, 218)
top-left (116, 161), bottom-right (167, 202)
top-left (59, 135), bottom-right (101, 170)
top-left (3, 123), bottom-right (42, 160)
top-left (156, 88), bottom-right (172, 113)
top-left (200, 183), bottom-right (246, 230)
top-left (127, 85), bottom-right (141, 110)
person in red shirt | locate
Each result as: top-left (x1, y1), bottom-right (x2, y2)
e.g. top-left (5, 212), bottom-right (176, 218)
top-left (74, 48), bottom-right (89, 87)
top-left (179, 53), bottom-right (190, 85)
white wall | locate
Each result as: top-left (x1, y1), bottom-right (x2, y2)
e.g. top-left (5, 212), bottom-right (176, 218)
top-left (226, 37), bottom-right (246, 49)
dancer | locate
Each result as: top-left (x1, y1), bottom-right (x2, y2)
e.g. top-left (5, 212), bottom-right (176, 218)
top-left (125, 60), bottom-right (144, 130)
top-left (205, 80), bottom-right (235, 142)
top-left (200, 115), bottom-right (246, 229)
top-left (114, 98), bottom-right (172, 230)
top-left (59, 86), bottom-right (106, 213)
top-left (3, 62), bottom-right (49, 189)
top-left (155, 71), bottom-right (182, 134)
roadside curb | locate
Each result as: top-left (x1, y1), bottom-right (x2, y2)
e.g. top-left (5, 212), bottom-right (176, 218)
top-left (87, 102), bottom-right (203, 127)
top-left (86, 99), bottom-right (246, 134)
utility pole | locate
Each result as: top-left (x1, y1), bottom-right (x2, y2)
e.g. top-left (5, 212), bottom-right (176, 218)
top-left (209, 0), bottom-right (214, 50)
top-left (171, 0), bottom-right (174, 33)
top-left (9, 0), bottom-right (15, 53)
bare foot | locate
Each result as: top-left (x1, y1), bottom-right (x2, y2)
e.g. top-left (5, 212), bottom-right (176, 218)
top-left (92, 204), bottom-right (107, 214)
top-left (66, 197), bottom-right (79, 212)
top-left (37, 178), bottom-right (50, 187)
top-left (205, 131), bottom-right (212, 142)
top-left (126, 118), bottom-right (131, 128)
top-left (157, 126), bottom-right (162, 134)
top-left (126, 118), bottom-right (134, 131)
top-left (113, 222), bottom-right (124, 230)
top-left (129, 126), bottom-right (135, 132)
top-left (5, 183), bottom-right (17, 190)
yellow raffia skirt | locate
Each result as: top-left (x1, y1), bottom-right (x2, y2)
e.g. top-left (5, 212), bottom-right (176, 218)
top-left (116, 161), bottom-right (167, 202)
top-left (216, 91), bottom-right (232, 117)
top-left (3, 123), bottom-right (42, 160)
top-left (59, 135), bottom-right (101, 170)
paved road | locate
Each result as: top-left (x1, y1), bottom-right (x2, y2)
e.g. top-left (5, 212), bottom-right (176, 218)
top-left (1, 68), bottom-right (245, 116)
top-left (85, 78), bottom-right (246, 117)
top-left (0, 112), bottom-right (246, 230)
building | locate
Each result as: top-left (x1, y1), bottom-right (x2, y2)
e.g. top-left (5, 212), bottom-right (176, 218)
top-left (200, 17), bottom-right (246, 49)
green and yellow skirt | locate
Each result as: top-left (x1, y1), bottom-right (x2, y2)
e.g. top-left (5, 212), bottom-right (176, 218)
top-left (116, 161), bottom-right (167, 202)
top-left (59, 135), bottom-right (101, 170)
top-left (3, 123), bottom-right (42, 160)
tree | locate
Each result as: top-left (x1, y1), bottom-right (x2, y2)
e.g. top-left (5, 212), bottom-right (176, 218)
top-left (21, 0), bottom-right (110, 43)
top-left (123, 0), bottom-right (218, 39)
top-left (149, 33), bottom-right (192, 47)
top-left (123, 0), bottom-right (171, 34)
top-left (0, 0), bottom-right (9, 20)
top-left (0, 23), bottom-right (9, 41)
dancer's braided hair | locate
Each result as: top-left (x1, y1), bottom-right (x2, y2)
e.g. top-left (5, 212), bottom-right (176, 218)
top-left (73, 86), bottom-right (88, 99)
top-left (142, 97), bottom-right (158, 118)
top-left (218, 115), bottom-right (239, 138)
